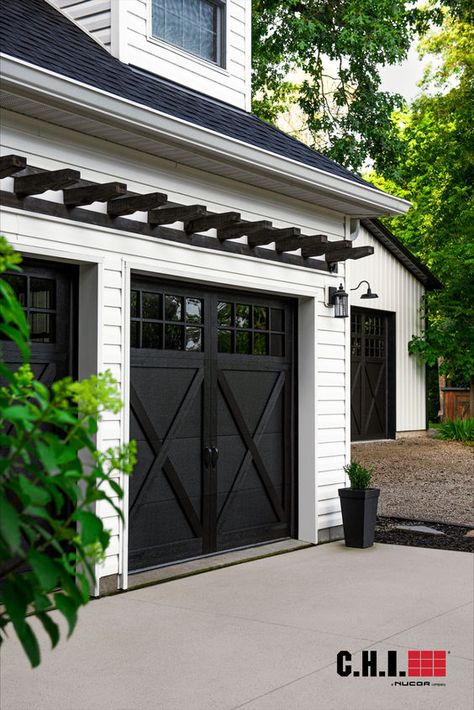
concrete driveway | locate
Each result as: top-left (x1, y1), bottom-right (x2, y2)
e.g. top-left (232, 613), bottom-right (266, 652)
top-left (1, 543), bottom-right (472, 710)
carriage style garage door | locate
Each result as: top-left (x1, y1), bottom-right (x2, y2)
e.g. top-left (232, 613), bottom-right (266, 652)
top-left (2, 259), bottom-right (75, 384)
top-left (129, 277), bottom-right (296, 571)
top-left (351, 307), bottom-right (395, 441)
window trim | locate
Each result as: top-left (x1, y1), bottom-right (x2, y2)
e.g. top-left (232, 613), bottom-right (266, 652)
top-left (148, 0), bottom-right (227, 69)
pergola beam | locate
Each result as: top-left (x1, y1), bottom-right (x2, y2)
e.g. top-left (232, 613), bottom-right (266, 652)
top-left (0, 154), bottom-right (27, 179)
top-left (14, 169), bottom-right (81, 196)
top-left (148, 204), bottom-right (207, 226)
top-left (107, 191), bottom-right (168, 216)
top-left (64, 181), bottom-right (127, 207)
top-left (185, 211), bottom-right (241, 234)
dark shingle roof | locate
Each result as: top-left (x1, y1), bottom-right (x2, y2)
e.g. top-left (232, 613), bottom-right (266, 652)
top-left (1, 0), bottom-right (373, 189)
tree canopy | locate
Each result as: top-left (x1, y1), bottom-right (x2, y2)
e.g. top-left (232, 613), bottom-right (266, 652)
top-left (252, 0), bottom-right (440, 171)
top-left (368, 9), bottom-right (474, 387)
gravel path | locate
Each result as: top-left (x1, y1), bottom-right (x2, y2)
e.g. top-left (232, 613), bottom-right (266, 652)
top-left (351, 437), bottom-right (474, 526)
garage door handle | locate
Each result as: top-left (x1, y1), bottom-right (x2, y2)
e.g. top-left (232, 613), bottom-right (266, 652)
top-left (203, 447), bottom-right (212, 468)
top-left (211, 447), bottom-right (219, 467)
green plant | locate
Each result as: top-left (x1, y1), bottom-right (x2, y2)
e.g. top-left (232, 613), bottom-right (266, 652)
top-left (437, 417), bottom-right (474, 442)
top-left (0, 237), bottom-right (136, 667)
top-left (343, 461), bottom-right (374, 489)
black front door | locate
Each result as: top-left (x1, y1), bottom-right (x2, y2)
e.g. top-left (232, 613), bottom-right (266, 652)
top-left (351, 308), bottom-right (395, 441)
top-left (129, 278), bottom-right (295, 571)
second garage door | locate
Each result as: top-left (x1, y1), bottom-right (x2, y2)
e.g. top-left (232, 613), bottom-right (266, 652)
top-left (129, 278), bottom-right (296, 571)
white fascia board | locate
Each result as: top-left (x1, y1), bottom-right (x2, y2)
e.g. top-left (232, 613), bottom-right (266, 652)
top-left (0, 54), bottom-right (411, 216)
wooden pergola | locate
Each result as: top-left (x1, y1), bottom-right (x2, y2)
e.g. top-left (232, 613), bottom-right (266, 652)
top-left (0, 154), bottom-right (374, 272)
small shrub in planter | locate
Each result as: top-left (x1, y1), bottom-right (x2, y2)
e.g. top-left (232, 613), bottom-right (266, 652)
top-left (338, 461), bottom-right (380, 548)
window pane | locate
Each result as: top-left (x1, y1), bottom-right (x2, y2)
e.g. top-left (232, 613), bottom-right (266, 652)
top-left (200, 29), bottom-right (216, 62)
top-left (165, 11), bottom-right (182, 45)
top-left (253, 332), bottom-right (268, 355)
top-left (3, 274), bottom-right (27, 307)
top-left (131, 320), bottom-right (140, 348)
top-left (186, 298), bottom-right (202, 323)
top-left (142, 292), bottom-right (161, 320)
top-left (130, 290), bottom-right (139, 318)
top-left (235, 304), bottom-right (250, 328)
top-left (271, 308), bottom-right (284, 332)
top-left (185, 327), bottom-right (202, 351)
top-left (236, 331), bottom-right (250, 354)
top-left (165, 324), bottom-right (183, 350)
top-left (143, 322), bottom-right (162, 349)
top-left (165, 295), bottom-right (183, 321)
top-left (30, 277), bottom-right (55, 310)
top-left (253, 306), bottom-right (268, 330)
top-left (184, 0), bottom-right (200, 22)
top-left (270, 334), bottom-right (284, 357)
top-left (217, 301), bottom-right (232, 326)
top-left (152, 3), bottom-right (165, 37)
top-left (218, 329), bottom-right (232, 353)
top-left (30, 313), bottom-right (55, 343)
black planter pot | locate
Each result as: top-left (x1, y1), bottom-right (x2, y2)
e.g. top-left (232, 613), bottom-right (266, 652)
top-left (338, 488), bottom-right (380, 548)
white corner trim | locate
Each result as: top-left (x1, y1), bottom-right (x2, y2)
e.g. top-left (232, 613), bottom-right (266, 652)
top-left (1, 54), bottom-right (411, 216)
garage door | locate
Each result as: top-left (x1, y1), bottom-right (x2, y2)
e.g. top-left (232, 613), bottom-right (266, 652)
top-left (2, 259), bottom-right (75, 384)
top-left (351, 307), bottom-right (395, 441)
top-left (129, 278), bottom-right (296, 571)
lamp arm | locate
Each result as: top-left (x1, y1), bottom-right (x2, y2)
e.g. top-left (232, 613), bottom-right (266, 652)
top-left (350, 280), bottom-right (370, 292)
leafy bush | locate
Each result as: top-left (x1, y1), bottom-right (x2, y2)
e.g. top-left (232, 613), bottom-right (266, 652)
top-left (437, 418), bottom-right (474, 442)
top-left (0, 237), bottom-right (136, 667)
top-left (343, 461), bottom-right (374, 490)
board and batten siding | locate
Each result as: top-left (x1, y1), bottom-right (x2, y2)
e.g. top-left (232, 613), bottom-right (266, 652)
top-left (350, 224), bottom-right (426, 433)
top-left (49, 0), bottom-right (112, 48)
top-left (1, 109), bottom-right (349, 583)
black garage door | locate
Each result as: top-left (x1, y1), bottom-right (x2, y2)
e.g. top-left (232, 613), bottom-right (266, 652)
top-left (129, 278), bottom-right (296, 571)
top-left (351, 307), bottom-right (395, 441)
top-left (2, 259), bottom-right (75, 384)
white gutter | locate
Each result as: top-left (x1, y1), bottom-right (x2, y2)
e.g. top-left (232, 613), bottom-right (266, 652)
top-left (0, 54), bottom-right (411, 216)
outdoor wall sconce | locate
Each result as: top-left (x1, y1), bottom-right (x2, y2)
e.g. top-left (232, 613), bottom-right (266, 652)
top-left (327, 283), bottom-right (349, 318)
top-left (351, 280), bottom-right (378, 299)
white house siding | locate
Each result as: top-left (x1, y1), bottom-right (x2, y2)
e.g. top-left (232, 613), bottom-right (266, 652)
top-left (116, 0), bottom-right (251, 110)
top-left (49, 0), bottom-right (112, 48)
top-left (350, 224), bottom-right (426, 433)
top-left (1, 109), bottom-right (351, 584)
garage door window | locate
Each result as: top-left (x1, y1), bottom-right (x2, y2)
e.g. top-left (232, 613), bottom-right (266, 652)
top-left (217, 301), bottom-right (285, 356)
top-left (131, 289), bottom-right (204, 351)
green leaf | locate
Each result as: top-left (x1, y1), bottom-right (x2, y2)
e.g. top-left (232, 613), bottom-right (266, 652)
top-left (18, 475), bottom-right (51, 506)
top-left (37, 612), bottom-right (60, 649)
top-left (28, 550), bottom-right (61, 590)
top-left (2, 578), bottom-right (28, 629)
top-left (0, 495), bottom-right (21, 553)
top-left (53, 593), bottom-right (78, 638)
top-left (74, 511), bottom-right (104, 546)
top-left (35, 442), bottom-right (58, 473)
top-left (1, 405), bottom-right (36, 422)
top-left (16, 620), bottom-right (41, 668)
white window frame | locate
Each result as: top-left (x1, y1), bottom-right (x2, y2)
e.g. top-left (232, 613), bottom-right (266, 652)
top-left (148, 0), bottom-right (227, 68)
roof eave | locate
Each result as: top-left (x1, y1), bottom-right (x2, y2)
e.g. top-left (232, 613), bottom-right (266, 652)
top-left (1, 54), bottom-right (411, 218)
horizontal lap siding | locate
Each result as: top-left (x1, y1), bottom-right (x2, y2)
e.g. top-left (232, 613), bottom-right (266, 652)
top-left (51, 0), bottom-right (111, 47)
top-left (316, 305), bottom-right (347, 533)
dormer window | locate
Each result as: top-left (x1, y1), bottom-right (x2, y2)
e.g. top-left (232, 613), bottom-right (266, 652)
top-left (151, 0), bottom-right (225, 66)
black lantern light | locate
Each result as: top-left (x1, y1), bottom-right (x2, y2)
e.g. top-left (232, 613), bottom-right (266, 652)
top-left (328, 283), bottom-right (349, 318)
top-left (351, 280), bottom-right (378, 299)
